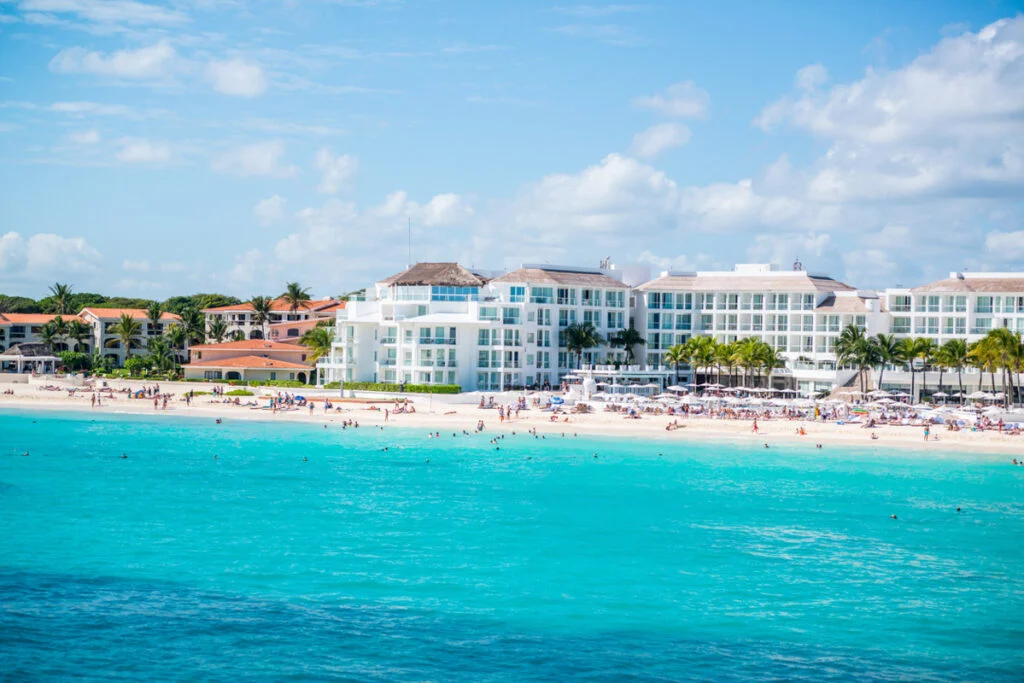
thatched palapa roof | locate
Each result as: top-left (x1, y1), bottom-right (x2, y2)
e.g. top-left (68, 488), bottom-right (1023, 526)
top-left (380, 263), bottom-right (489, 287)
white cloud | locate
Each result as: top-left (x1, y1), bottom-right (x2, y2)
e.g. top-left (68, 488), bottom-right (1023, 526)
top-left (985, 230), bottom-right (1024, 262)
top-left (841, 248), bottom-right (899, 287)
top-left (69, 128), bottom-right (99, 144)
top-left (208, 58), bottom-right (266, 97)
top-left (211, 141), bottom-right (298, 178)
top-left (253, 194), bottom-right (287, 226)
top-left (421, 193), bottom-right (474, 226)
top-left (746, 232), bottom-right (832, 266)
top-left (49, 40), bottom-right (178, 80)
top-left (116, 138), bottom-right (171, 163)
top-left (794, 63), bottom-right (828, 90)
top-left (18, 0), bottom-right (189, 26)
top-left (314, 148), bottom-right (357, 194)
top-left (630, 122), bottom-right (690, 159)
top-left (0, 231), bottom-right (102, 277)
top-left (551, 24), bottom-right (643, 47)
top-left (122, 259), bottom-right (150, 271)
top-left (633, 81), bottom-right (709, 118)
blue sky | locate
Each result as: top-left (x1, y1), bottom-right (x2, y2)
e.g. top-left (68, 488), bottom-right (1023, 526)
top-left (1, 0), bottom-right (1023, 299)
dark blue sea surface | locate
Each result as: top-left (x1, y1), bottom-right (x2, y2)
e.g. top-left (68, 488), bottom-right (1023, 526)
top-left (1, 410), bottom-right (1022, 680)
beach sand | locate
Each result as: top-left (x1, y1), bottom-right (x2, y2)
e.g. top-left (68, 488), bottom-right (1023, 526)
top-left (2, 378), bottom-right (1022, 457)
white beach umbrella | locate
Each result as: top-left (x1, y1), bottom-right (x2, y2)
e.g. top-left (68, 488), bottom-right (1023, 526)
top-left (967, 391), bottom-right (989, 400)
top-left (869, 390), bottom-right (891, 397)
top-left (666, 385), bottom-right (687, 392)
top-left (932, 391), bottom-right (949, 397)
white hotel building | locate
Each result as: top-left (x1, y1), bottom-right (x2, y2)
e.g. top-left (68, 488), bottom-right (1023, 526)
top-left (319, 261), bottom-right (1024, 398)
top-left (318, 262), bottom-right (640, 391)
top-left (635, 263), bottom-right (888, 395)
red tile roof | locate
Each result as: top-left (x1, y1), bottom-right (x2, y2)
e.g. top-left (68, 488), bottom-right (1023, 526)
top-left (79, 308), bottom-right (181, 321)
top-left (202, 298), bottom-right (341, 313)
top-left (0, 313), bottom-right (86, 324)
top-left (185, 355), bottom-right (313, 370)
top-left (189, 340), bottom-right (308, 352)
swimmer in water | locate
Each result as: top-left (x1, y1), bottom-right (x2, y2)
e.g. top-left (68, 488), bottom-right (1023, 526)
top-left (215, 418), bottom-right (222, 424)
top-left (891, 514), bottom-right (898, 520)
top-left (121, 453), bottom-right (127, 459)
top-left (303, 456), bottom-right (308, 462)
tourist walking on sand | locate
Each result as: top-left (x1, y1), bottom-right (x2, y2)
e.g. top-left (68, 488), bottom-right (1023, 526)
top-left (752, 418), bottom-right (758, 434)
top-left (924, 425), bottom-right (930, 441)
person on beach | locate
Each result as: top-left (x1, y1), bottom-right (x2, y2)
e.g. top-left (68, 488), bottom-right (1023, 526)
top-left (752, 419), bottom-right (758, 433)
top-left (923, 425), bottom-right (930, 441)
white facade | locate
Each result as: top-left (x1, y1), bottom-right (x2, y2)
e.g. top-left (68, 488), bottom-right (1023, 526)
top-left (319, 263), bottom-right (638, 391)
top-left (635, 264), bottom-right (889, 395)
top-left (319, 261), bottom-right (1024, 396)
top-left (886, 272), bottom-right (1024, 344)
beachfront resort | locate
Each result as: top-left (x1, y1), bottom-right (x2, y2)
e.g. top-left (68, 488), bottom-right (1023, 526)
top-left (3, 260), bottom-right (1024, 405)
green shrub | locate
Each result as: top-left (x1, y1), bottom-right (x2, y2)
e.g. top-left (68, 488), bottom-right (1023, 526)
top-left (225, 389), bottom-right (254, 396)
top-left (323, 381), bottom-right (342, 389)
top-left (342, 382), bottom-right (460, 394)
top-left (58, 351), bottom-right (92, 371)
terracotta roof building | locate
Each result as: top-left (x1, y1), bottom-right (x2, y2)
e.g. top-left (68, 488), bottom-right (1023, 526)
top-left (202, 297), bottom-right (342, 341)
top-left (183, 339), bottom-right (315, 384)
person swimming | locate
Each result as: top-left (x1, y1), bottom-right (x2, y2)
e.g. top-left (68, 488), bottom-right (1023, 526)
top-left (121, 453), bottom-right (127, 459)
top-left (891, 514), bottom-right (898, 519)
top-left (303, 456), bottom-right (308, 462)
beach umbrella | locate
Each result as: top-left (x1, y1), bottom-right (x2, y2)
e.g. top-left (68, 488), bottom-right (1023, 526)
top-left (666, 385), bottom-right (686, 392)
top-left (869, 390), bottom-right (891, 397)
top-left (932, 391), bottom-right (949, 397)
top-left (967, 391), bottom-right (988, 400)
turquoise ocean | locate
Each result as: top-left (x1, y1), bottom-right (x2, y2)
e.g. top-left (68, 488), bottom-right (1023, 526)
top-left (1, 409), bottom-right (1022, 681)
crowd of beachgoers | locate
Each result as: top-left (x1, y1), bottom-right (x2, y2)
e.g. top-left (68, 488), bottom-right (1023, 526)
top-left (3, 376), bottom-right (1023, 454)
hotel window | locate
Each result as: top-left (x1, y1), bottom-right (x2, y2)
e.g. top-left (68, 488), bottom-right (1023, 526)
top-left (583, 310), bottom-right (599, 326)
top-left (503, 329), bottom-right (520, 346)
top-left (530, 287), bottom-right (554, 304)
top-left (726, 294), bottom-right (739, 310)
top-left (582, 289), bottom-right (600, 307)
top-left (503, 308), bottom-right (521, 325)
top-left (419, 349), bottom-right (433, 366)
top-left (610, 290), bottom-right (625, 308)
top-left (538, 330), bottom-right (551, 348)
top-left (479, 306), bottom-right (499, 321)
top-left (607, 311), bottom-right (624, 329)
top-left (558, 331), bottom-right (567, 347)
top-left (527, 332), bottom-right (535, 344)
top-left (777, 294), bottom-right (789, 310)
top-left (676, 314), bottom-right (691, 331)
top-left (725, 314), bottom-right (738, 331)
top-left (674, 293), bottom-right (692, 310)
top-left (976, 296), bottom-right (993, 313)
top-left (403, 351), bottom-right (412, 366)
top-left (647, 312), bottom-right (661, 330)
top-left (751, 314), bottom-right (763, 332)
top-left (855, 316), bottom-right (866, 331)
top-left (558, 309), bottom-right (576, 327)
top-left (537, 309), bottom-right (551, 326)
top-left (658, 313), bottom-right (673, 330)
top-left (802, 294), bottom-right (815, 310)
top-left (509, 286), bottom-right (525, 303)
top-left (698, 314), bottom-right (711, 330)
top-left (777, 316), bottom-right (788, 332)
top-left (893, 317), bottom-right (911, 334)
top-left (648, 292), bottom-right (663, 309)
top-left (740, 293), bottom-right (752, 310)
top-left (676, 333), bottom-right (691, 345)
top-left (716, 294), bottom-right (727, 310)
top-left (891, 295), bottom-right (911, 312)
top-left (752, 294), bottom-right (764, 310)
top-left (431, 286), bottom-right (479, 302)
top-left (766, 294), bottom-right (778, 311)
top-left (647, 333), bottom-right (660, 348)
top-left (557, 288), bottom-right (576, 305)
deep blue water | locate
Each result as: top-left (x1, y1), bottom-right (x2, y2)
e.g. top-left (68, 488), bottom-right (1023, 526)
top-left (1, 409), bottom-right (1022, 681)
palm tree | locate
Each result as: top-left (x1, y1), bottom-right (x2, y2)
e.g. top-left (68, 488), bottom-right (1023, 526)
top-left (836, 324), bottom-right (875, 393)
top-left (564, 322), bottom-right (603, 369)
top-left (757, 343), bottom-right (785, 390)
top-left (300, 326), bottom-right (333, 363)
top-left (207, 317), bottom-right (228, 344)
top-left (51, 315), bottom-right (70, 351)
top-left (179, 308), bottom-right (205, 346)
top-left (941, 339), bottom-right (968, 405)
top-left (610, 326), bottom-right (645, 365)
top-left (986, 328), bottom-right (1023, 409)
top-left (146, 336), bottom-right (174, 374)
top-left (68, 319), bottom-right (92, 353)
top-left (231, 329), bottom-right (246, 342)
top-left (249, 295), bottom-right (273, 339)
top-left (111, 313), bottom-right (142, 361)
top-left (49, 282), bottom-right (73, 315)
top-left (912, 338), bottom-right (937, 399)
top-left (897, 337), bottom-right (933, 401)
top-left (147, 301), bottom-right (164, 336)
top-left (37, 322), bottom-right (58, 352)
top-left (715, 341), bottom-right (738, 387)
top-left (873, 333), bottom-right (902, 392)
top-left (664, 344), bottom-right (689, 384)
top-left (166, 324), bottom-right (188, 368)
top-left (685, 336), bottom-right (718, 387)
top-left (733, 338), bottom-right (761, 388)
top-left (281, 282), bottom-right (312, 314)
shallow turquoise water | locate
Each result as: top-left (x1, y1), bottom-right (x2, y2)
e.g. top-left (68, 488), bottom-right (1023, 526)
top-left (1, 409), bottom-right (1022, 680)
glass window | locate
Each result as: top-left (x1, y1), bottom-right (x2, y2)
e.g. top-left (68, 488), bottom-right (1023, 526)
top-left (509, 286), bottom-right (525, 303)
top-left (530, 287), bottom-right (553, 304)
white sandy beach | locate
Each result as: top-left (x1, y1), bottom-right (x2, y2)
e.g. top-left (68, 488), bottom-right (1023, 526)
top-left (2, 378), bottom-right (1023, 456)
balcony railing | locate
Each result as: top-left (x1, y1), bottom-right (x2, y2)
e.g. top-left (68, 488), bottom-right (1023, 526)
top-left (418, 337), bottom-right (457, 345)
top-left (379, 337), bottom-right (396, 344)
